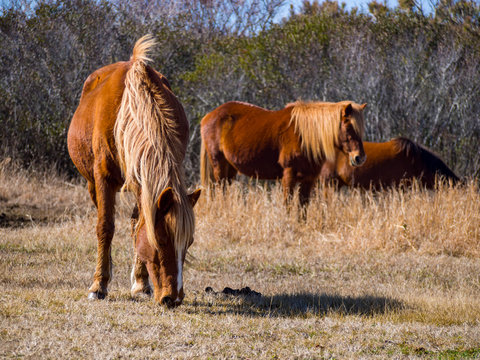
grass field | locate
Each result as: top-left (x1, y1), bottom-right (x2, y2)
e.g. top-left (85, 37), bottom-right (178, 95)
top-left (1, 162), bottom-right (479, 359)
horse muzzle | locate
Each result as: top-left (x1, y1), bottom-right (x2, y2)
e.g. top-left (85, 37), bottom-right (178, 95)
top-left (156, 287), bottom-right (184, 308)
top-left (350, 154), bottom-right (367, 167)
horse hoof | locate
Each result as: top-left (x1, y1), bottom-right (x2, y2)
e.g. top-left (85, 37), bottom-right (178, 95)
top-left (131, 289), bottom-right (152, 299)
top-left (142, 287), bottom-right (152, 296)
top-left (161, 296), bottom-right (174, 308)
top-left (88, 291), bottom-right (106, 300)
top-left (131, 284), bottom-right (152, 298)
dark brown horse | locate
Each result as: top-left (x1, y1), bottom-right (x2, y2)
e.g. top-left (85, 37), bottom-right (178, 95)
top-left (200, 101), bottom-right (367, 206)
top-left (67, 35), bottom-right (200, 307)
top-left (320, 137), bottom-right (459, 189)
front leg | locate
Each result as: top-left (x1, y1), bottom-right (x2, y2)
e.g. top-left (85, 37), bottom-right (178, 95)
top-left (298, 177), bottom-right (317, 220)
top-left (299, 176), bottom-right (316, 208)
top-left (282, 167), bottom-right (297, 208)
top-left (130, 204), bottom-right (152, 297)
top-left (131, 255), bottom-right (152, 297)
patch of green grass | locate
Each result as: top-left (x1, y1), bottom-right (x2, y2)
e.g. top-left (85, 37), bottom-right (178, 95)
top-left (437, 348), bottom-right (480, 359)
top-left (266, 262), bottom-right (312, 276)
top-left (0, 241), bottom-right (55, 255)
top-left (399, 343), bottom-right (480, 359)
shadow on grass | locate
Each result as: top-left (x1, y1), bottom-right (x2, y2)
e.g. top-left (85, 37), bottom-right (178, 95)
top-left (265, 292), bottom-right (404, 317)
top-left (188, 291), bottom-right (405, 318)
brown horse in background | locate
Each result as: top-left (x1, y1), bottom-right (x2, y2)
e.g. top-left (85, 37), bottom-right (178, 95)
top-left (320, 137), bottom-right (459, 189)
top-left (67, 35), bottom-right (200, 307)
top-left (201, 100), bottom-right (367, 206)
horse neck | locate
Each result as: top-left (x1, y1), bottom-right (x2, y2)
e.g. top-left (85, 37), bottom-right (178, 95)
top-left (335, 150), bottom-right (354, 184)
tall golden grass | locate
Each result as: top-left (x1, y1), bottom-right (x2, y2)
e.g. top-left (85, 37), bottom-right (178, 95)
top-left (196, 179), bottom-right (480, 257)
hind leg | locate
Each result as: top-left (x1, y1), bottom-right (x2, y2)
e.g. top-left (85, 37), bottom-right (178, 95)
top-left (87, 181), bottom-right (97, 207)
top-left (222, 160), bottom-right (238, 185)
top-left (211, 152), bottom-right (237, 185)
top-left (130, 204), bottom-right (152, 297)
top-left (225, 162), bottom-right (237, 183)
top-left (88, 176), bottom-right (117, 300)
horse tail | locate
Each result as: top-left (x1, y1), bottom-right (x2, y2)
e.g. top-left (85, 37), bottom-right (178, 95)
top-left (200, 133), bottom-right (214, 187)
top-left (115, 35), bottom-right (194, 255)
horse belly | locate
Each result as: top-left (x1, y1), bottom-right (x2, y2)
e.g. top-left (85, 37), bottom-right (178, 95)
top-left (227, 148), bottom-right (283, 179)
top-left (67, 115), bottom-right (95, 182)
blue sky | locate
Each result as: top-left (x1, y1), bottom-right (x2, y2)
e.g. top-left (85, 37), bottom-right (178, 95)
top-left (281, 0), bottom-right (434, 15)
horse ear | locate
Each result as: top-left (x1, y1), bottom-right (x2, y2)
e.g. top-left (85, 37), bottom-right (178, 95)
top-left (157, 187), bottom-right (174, 215)
top-left (360, 103), bottom-right (367, 110)
top-left (342, 103), bottom-right (353, 118)
top-left (188, 189), bottom-right (202, 208)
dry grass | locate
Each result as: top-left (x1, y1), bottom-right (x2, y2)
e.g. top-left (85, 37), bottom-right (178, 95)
top-left (1, 161), bottom-right (479, 359)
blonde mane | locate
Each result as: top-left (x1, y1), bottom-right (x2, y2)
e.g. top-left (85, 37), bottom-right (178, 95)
top-left (290, 100), bottom-right (365, 164)
top-left (114, 35), bottom-right (194, 258)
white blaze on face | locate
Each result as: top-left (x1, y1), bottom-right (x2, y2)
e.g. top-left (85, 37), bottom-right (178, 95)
top-left (176, 251), bottom-right (183, 295)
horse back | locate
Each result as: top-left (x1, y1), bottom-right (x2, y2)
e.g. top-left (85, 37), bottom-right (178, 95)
top-left (392, 137), bottom-right (459, 185)
top-left (67, 61), bottom-right (187, 184)
top-left (144, 66), bottom-right (189, 142)
top-left (201, 101), bottom-right (289, 141)
top-left (201, 102), bottom-right (299, 178)
top-left (413, 142), bottom-right (459, 185)
top-left (336, 137), bottom-right (458, 188)
top-left (74, 61), bottom-right (181, 142)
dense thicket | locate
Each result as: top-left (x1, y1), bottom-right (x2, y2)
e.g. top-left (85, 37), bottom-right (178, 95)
top-left (0, 0), bottom-right (479, 181)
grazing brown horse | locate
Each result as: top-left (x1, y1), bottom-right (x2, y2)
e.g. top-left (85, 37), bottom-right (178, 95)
top-left (200, 100), bottom-right (367, 206)
top-left (320, 137), bottom-right (459, 189)
top-left (67, 35), bottom-right (201, 307)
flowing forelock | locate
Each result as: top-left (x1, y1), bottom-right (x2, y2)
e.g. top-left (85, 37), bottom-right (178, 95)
top-left (338, 100), bottom-right (365, 139)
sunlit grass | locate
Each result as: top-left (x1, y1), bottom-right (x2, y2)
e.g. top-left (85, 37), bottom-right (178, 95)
top-left (1, 163), bottom-right (479, 358)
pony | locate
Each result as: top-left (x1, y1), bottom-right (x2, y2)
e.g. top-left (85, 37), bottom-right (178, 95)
top-left (67, 35), bottom-right (201, 307)
top-left (320, 137), bottom-right (459, 189)
top-left (200, 100), bottom-right (367, 206)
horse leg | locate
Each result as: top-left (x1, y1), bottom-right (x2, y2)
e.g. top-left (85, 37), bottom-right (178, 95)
top-left (225, 162), bottom-right (238, 184)
top-left (87, 181), bottom-right (97, 207)
top-left (282, 167), bottom-right (296, 208)
top-left (130, 204), bottom-right (152, 297)
top-left (298, 177), bottom-right (317, 219)
top-left (88, 177), bottom-right (116, 300)
top-left (211, 155), bottom-right (228, 183)
top-left (299, 177), bottom-right (316, 208)
top-left (211, 152), bottom-right (237, 190)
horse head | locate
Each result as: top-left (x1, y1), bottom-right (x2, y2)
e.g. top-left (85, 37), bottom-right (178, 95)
top-left (135, 187), bottom-right (201, 307)
top-left (338, 103), bottom-right (367, 167)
